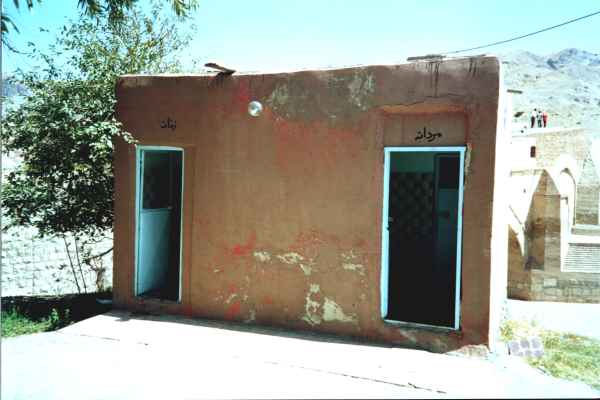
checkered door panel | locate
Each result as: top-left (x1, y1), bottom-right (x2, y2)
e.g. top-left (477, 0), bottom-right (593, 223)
top-left (388, 172), bottom-right (435, 240)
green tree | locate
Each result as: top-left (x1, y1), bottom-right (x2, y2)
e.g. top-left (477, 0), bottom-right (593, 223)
top-left (1, 3), bottom-right (196, 292)
top-left (2, 0), bottom-right (198, 51)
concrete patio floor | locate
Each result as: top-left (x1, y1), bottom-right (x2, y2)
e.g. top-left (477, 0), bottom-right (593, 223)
top-left (2, 310), bottom-right (599, 399)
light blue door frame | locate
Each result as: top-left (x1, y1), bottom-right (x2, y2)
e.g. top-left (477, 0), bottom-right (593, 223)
top-left (380, 146), bottom-right (466, 330)
top-left (135, 146), bottom-right (184, 301)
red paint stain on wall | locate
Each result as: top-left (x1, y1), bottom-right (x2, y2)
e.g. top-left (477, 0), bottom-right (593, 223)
top-left (231, 232), bottom-right (257, 257)
top-left (233, 80), bottom-right (251, 112)
top-left (262, 296), bottom-right (273, 305)
top-left (225, 301), bottom-right (242, 319)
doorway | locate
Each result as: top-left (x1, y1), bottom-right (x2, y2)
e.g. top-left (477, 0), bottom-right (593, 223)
top-left (381, 147), bottom-right (465, 329)
top-left (135, 147), bottom-right (183, 301)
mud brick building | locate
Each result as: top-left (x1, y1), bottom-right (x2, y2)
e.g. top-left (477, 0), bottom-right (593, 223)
top-left (113, 56), bottom-right (509, 352)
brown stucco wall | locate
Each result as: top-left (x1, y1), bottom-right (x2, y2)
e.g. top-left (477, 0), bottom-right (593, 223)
top-left (113, 57), bottom-right (506, 352)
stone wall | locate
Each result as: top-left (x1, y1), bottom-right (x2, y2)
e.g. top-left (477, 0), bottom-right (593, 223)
top-left (525, 171), bottom-right (561, 271)
top-left (1, 152), bottom-right (113, 296)
top-left (508, 227), bottom-right (530, 299)
top-left (509, 269), bottom-right (600, 304)
top-left (507, 128), bottom-right (600, 303)
top-left (1, 226), bottom-right (113, 296)
top-left (576, 155), bottom-right (600, 225)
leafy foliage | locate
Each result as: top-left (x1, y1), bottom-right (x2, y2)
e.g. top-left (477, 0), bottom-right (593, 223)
top-left (1, 309), bottom-right (54, 337)
top-left (1, 307), bottom-right (68, 337)
top-left (1, 4), bottom-right (194, 238)
top-left (1, 0), bottom-right (198, 51)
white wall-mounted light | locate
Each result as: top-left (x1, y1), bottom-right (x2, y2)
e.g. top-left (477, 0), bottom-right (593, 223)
top-left (248, 101), bottom-right (263, 117)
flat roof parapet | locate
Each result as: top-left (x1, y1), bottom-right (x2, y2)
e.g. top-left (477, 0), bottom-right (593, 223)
top-left (512, 127), bottom-right (586, 137)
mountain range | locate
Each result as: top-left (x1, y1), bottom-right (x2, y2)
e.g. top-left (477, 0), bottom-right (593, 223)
top-left (499, 48), bottom-right (600, 133)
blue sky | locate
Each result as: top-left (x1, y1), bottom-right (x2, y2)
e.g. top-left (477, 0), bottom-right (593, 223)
top-left (2, 0), bottom-right (600, 74)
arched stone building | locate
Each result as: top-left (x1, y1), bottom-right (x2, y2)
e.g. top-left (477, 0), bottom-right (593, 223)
top-left (507, 127), bottom-right (600, 303)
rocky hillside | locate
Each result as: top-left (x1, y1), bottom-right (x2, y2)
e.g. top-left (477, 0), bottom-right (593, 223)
top-left (500, 48), bottom-right (600, 133)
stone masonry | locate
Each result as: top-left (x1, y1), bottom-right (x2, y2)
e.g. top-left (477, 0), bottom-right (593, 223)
top-left (1, 225), bottom-right (113, 296)
top-left (507, 126), bottom-right (600, 303)
top-left (1, 153), bottom-right (113, 296)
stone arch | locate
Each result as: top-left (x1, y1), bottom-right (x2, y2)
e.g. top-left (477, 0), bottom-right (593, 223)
top-left (507, 225), bottom-right (529, 300)
top-left (508, 225), bottom-right (524, 267)
top-left (558, 169), bottom-right (576, 226)
top-left (551, 153), bottom-right (581, 184)
top-left (524, 170), bottom-right (561, 271)
top-left (558, 169), bottom-right (576, 267)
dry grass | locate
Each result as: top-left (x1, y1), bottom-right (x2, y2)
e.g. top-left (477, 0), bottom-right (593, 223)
top-left (501, 319), bottom-right (600, 390)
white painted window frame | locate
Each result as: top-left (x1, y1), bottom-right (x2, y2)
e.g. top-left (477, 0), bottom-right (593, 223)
top-left (380, 146), bottom-right (466, 330)
top-left (134, 145), bottom-right (185, 303)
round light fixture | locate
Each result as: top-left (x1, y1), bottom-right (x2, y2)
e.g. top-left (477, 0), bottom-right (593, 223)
top-left (248, 100), bottom-right (263, 117)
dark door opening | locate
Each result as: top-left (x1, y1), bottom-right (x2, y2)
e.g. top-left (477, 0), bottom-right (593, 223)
top-left (136, 148), bottom-right (183, 301)
top-left (382, 149), bottom-right (464, 329)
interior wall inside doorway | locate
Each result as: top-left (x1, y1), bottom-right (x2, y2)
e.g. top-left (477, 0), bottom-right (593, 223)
top-left (136, 149), bottom-right (183, 301)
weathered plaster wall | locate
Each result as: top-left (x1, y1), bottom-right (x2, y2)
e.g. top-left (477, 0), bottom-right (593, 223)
top-left (114, 57), bottom-right (504, 352)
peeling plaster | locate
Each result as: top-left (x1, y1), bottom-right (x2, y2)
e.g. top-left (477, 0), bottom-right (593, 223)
top-left (301, 285), bottom-right (357, 326)
top-left (276, 252), bottom-right (315, 276)
top-left (342, 263), bottom-right (365, 275)
top-left (277, 252), bottom-right (304, 264)
top-left (348, 72), bottom-right (375, 111)
top-left (402, 330), bottom-right (419, 345)
top-left (267, 84), bottom-right (290, 109)
top-left (433, 338), bottom-right (448, 352)
top-left (253, 251), bottom-right (272, 263)
top-left (464, 142), bottom-right (473, 187)
top-left (244, 309), bottom-right (256, 323)
top-left (341, 250), bottom-right (364, 274)
top-left (302, 284), bottom-right (322, 326)
top-left (224, 293), bottom-right (238, 304)
top-left (341, 250), bottom-right (359, 261)
top-left (298, 264), bottom-right (312, 276)
top-left (323, 298), bottom-right (358, 324)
